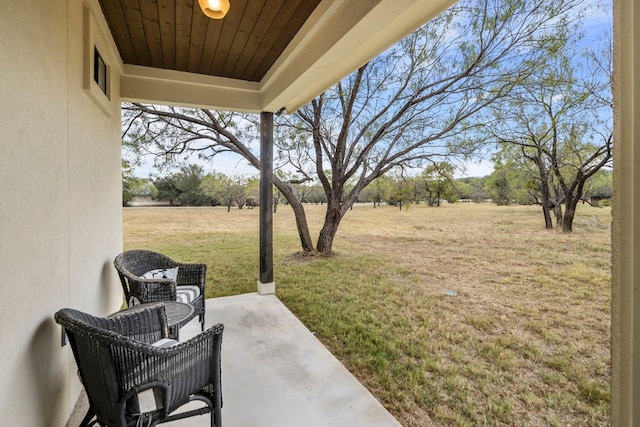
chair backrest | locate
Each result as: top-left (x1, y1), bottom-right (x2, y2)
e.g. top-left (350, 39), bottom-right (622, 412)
top-left (114, 250), bottom-right (177, 303)
top-left (55, 306), bottom-right (169, 426)
top-left (115, 250), bottom-right (177, 278)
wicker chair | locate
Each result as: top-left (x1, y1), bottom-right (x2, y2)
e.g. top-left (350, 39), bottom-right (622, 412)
top-left (114, 250), bottom-right (207, 331)
top-left (55, 305), bottom-right (223, 427)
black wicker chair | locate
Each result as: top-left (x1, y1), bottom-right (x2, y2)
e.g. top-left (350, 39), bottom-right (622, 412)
top-left (55, 305), bottom-right (223, 427)
top-left (114, 250), bottom-right (207, 331)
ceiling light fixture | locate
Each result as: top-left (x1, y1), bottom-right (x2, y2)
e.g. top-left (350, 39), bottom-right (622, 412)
top-left (198, 0), bottom-right (230, 19)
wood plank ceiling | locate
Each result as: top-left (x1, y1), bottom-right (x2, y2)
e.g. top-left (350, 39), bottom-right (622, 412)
top-left (98, 0), bottom-right (322, 82)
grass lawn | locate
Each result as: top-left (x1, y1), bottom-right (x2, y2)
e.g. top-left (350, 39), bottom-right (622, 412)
top-left (123, 202), bottom-right (611, 426)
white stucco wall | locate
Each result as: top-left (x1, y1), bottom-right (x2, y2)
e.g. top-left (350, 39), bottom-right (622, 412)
top-left (0, 1), bottom-right (123, 425)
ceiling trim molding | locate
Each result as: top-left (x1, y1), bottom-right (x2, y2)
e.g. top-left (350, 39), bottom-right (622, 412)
top-left (120, 65), bottom-right (263, 112)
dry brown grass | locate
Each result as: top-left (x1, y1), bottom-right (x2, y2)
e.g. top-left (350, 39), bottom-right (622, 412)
top-left (330, 203), bottom-right (610, 426)
top-left (124, 202), bottom-right (611, 426)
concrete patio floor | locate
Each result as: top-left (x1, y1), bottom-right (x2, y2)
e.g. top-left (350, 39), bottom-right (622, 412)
top-left (162, 292), bottom-right (401, 426)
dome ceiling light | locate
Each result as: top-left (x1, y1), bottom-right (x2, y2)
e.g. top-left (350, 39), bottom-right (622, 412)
top-left (198, 0), bottom-right (230, 19)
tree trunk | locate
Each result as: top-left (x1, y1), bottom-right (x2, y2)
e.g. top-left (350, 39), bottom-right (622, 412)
top-left (316, 205), bottom-right (343, 253)
top-left (542, 204), bottom-right (553, 229)
top-left (554, 203), bottom-right (563, 228)
top-left (538, 167), bottom-right (553, 229)
top-left (561, 188), bottom-right (583, 232)
top-left (289, 199), bottom-right (315, 250)
top-left (562, 202), bottom-right (577, 232)
top-left (273, 177), bottom-right (315, 252)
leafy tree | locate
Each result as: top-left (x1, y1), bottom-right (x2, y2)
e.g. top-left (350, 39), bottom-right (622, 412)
top-left (456, 177), bottom-right (491, 202)
top-left (486, 167), bottom-right (512, 206)
top-left (384, 173), bottom-right (416, 210)
top-left (489, 148), bottom-right (541, 205)
top-left (244, 178), bottom-right (261, 208)
top-left (123, 0), bottom-right (588, 253)
top-left (359, 176), bottom-right (393, 207)
top-left (200, 173), bottom-right (247, 211)
top-left (304, 184), bottom-right (327, 205)
top-left (581, 169), bottom-right (612, 203)
top-left (122, 160), bottom-right (147, 207)
top-left (230, 179), bottom-right (248, 210)
top-left (418, 162), bottom-right (457, 206)
top-left (454, 180), bottom-right (472, 201)
top-left (174, 164), bottom-right (211, 206)
top-left (484, 21), bottom-right (612, 230)
top-left (153, 174), bottom-right (181, 205)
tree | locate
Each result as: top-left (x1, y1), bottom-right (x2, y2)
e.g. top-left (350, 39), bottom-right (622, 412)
top-left (122, 159), bottom-right (150, 207)
top-left (384, 173), bottom-right (416, 210)
top-left (486, 166), bottom-right (512, 205)
top-left (358, 176), bottom-right (393, 207)
top-left (581, 169), bottom-right (612, 204)
top-left (275, 0), bottom-right (588, 251)
top-left (174, 164), bottom-right (210, 206)
top-left (123, 0), bottom-right (588, 253)
top-left (149, 165), bottom-right (212, 206)
top-left (200, 173), bottom-right (247, 211)
top-left (489, 147), bottom-right (542, 205)
top-left (153, 175), bottom-right (181, 205)
top-left (484, 22), bottom-right (612, 231)
top-left (244, 178), bottom-right (261, 209)
top-left (122, 104), bottom-right (320, 248)
top-left (418, 162), bottom-right (457, 206)
top-left (456, 177), bottom-right (491, 202)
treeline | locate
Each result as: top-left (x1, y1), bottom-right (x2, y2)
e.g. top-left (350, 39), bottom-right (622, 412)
top-left (123, 163), bottom-right (258, 209)
top-left (123, 161), bottom-right (612, 209)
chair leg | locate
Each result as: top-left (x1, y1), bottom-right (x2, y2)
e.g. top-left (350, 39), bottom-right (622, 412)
top-left (200, 313), bottom-right (205, 331)
top-left (169, 324), bottom-right (179, 340)
top-left (212, 407), bottom-right (222, 427)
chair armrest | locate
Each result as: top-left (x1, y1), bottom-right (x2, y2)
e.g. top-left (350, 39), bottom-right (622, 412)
top-left (141, 323), bottom-right (223, 355)
top-left (129, 277), bottom-right (178, 303)
top-left (175, 263), bottom-right (207, 293)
